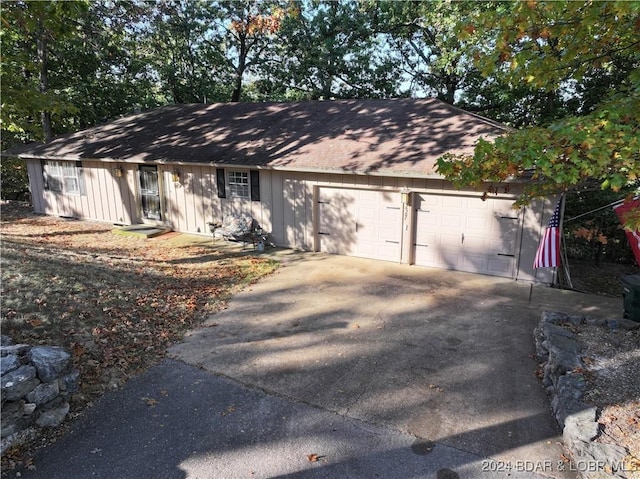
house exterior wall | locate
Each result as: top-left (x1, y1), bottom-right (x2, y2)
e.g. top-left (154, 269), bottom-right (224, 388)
top-left (25, 159), bottom-right (553, 282)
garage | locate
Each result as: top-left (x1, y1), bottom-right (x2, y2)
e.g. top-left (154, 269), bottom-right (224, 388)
top-left (317, 187), bottom-right (402, 262)
top-left (413, 193), bottom-right (522, 278)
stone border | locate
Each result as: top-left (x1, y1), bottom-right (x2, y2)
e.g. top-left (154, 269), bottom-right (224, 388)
top-left (1, 335), bottom-right (79, 455)
top-left (534, 312), bottom-right (633, 479)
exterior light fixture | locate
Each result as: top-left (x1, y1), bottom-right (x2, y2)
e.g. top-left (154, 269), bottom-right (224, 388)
top-left (172, 169), bottom-right (181, 182)
top-left (114, 167), bottom-right (123, 177)
top-left (401, 188), bottom-right (412, 205)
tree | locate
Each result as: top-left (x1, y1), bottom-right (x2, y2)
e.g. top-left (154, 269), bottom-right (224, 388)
top-left (264, 0), bottom-right (398, 100)
top-left (142, 0), bottom-right (230, 104)
top-left (369, 0), bottom-right (481, 103)
top-left (1, 1), bottom-right (88, 145)
top-left (435, 1), bottom-right (640, 227)
top-left (225, 1), bottom-right (286, 102)
top-left (55, 1), bottom-right (161, 129)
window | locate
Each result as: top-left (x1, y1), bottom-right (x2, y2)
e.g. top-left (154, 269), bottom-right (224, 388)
top-left (217, 169), bottom-right (260, 201)
top-left (228, 171), bottom-right (249, 198)
top-left (43, 160), bottom-right (82, 195)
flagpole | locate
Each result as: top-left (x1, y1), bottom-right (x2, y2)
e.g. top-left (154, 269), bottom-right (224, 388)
top-left (557, 193), bottom-right (573, 289)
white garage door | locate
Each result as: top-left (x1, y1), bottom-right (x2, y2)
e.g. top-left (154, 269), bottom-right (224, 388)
top-left (413, 193), bottom-right (522, 278)
top-left (318, 188), bottom-right (402, 262)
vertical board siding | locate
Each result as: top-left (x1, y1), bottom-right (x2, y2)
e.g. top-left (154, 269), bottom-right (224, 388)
top-left (26, 160), bottom-right (45, 213)
top-left (25, 161), bottom-right (545, 281)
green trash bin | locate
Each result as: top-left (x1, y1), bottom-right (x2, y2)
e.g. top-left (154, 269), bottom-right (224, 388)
top-left (620, 274), bottom-right (640, 322)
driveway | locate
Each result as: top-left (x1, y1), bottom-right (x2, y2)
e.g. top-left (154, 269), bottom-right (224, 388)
top-left (168, 251), bottom-right (621, 477)
top-left (16, 250), bottom-right (622, 479)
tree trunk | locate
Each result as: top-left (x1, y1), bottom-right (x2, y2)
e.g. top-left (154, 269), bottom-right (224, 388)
top-left (37, 27), bottom-right (53, 142)
top-left (231, 31), bottom-right (247, 102)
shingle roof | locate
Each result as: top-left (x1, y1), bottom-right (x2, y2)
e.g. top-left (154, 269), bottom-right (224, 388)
top-left (6, 98), bottom-right (507, 177)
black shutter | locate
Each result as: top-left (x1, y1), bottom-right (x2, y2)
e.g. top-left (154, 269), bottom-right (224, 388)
top-left (41, 160), bottom-right (49, 190)
top-left (216, 169), bottom-right (226, 198)
top-left (250, 170), bottom-right (260, 202)
top-left (76, 161), bottom-right (86, 195)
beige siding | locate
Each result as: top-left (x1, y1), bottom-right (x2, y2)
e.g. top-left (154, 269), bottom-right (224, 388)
top-left (28, 159), bottom-right (137, 224)
top-left (26, 160), bottom-right (45, 214)
top-left (26, 159), bottom-right (552, 282)
top-left (163, 164), bottom-right (218, 235)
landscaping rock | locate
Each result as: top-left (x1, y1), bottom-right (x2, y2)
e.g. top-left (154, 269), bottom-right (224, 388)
top-left (0, 344), bottom-right (31, 357)
top-left (59, 370), bottom-right (80, 393)
top-left (0, 338), bottom-right (79, 455)
top-left (36, 401), bottom-right (70, 428)
top-left (535, 312), bottom-right (636, 479)
top-left (1, 365), bottom-right (40, 401)
top-left (26, 381), bottom-right (60, 405)
top-left (0, 354), bottom-right (21, 376)
top-left (28, 346), bottom-right (71, 382)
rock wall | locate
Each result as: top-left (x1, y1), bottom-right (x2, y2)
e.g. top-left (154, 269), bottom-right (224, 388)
top-left (1, 335), bottom-right (79, 455)
top-left (534, 312), bottom-right (630, 479)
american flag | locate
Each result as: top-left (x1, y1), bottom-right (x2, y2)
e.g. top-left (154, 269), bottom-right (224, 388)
top-left (533, 198), bottom-right (562, 269)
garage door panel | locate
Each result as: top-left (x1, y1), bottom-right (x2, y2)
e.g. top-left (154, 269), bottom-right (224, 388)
top-left (465, 217), bottom-right (487, 230)
top-left (441, 215), bottom-right (463, 228)
top-left (442, 196), bottom-right (464, 208)
top-left (319, 188), bottom-right (401, 262)
top-left (318, 189), bottom-right (357, 255)
top-left (460, 254), bottom-right (487, 273)
top-left (487, 256), bottom-right (515, 276)
top-left (463, 235), bottom-right (488, 252)
top-left (357, 206), bottom-right (377, 221)
top-left (413, 193), bottom-right (522, 278)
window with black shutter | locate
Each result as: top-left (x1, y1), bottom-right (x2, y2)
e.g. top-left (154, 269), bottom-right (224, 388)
top-left (216, 169), bottom-right (226, 198)
top-left (250, 170), bottom-right (260, 201)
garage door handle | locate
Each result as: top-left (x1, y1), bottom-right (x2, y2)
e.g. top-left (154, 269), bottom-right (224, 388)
top-left (386, 240), bottom-right (400, 244)
top-left (497, 253), bottom-right (515, 257)
top-left (318, 232), bottom-right (330, 235)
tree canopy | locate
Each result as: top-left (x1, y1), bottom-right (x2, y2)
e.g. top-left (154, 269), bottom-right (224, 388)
top-left (2, 0), bottom-right (638, 222)
top-left (435, 1), bottom-right (639, 214)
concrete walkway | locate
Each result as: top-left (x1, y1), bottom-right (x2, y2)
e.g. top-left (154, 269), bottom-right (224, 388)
top-left (18, 248), bottom-right (623, 478)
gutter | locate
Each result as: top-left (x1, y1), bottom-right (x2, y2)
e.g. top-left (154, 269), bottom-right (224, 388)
top-left (11, 153), bottom-right (530, 184)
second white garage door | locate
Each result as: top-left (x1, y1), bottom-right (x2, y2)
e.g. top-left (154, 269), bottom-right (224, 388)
top-left (413, 193), bottom-right (522, 278)
top-left (318, 188), bottom-right (402, 262)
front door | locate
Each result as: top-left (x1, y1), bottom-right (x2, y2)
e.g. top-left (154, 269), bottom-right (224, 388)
top-left (139, 165), bottom-right (161, 220)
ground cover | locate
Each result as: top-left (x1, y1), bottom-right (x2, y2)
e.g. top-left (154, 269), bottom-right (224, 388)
top-left (0, 202), bottom-right (278, 471)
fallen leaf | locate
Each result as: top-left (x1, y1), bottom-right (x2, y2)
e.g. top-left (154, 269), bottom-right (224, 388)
top-left (307, 454), bottom-right (320, 462)
top-left (90, 448), bottom-right (102, 454)
top-left (143, 397), bottom-right (158, 407)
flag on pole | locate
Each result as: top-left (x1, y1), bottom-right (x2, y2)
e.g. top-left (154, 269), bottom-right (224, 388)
top-left (534, 198), bottom-right (562, 269)
top-left (614, 198), bottom-right (640, 266)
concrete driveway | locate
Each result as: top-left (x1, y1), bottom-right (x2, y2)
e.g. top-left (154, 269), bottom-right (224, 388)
top-left (15, 249), bottom-right (624, 479)
top-left (168, 251), bottom-right (622, 477)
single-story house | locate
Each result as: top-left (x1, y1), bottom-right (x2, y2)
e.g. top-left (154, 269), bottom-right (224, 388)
top-left (4, 98), bottom-right (555, 282)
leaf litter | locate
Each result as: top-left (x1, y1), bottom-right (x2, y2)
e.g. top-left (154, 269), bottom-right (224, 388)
top-left (0, 202), bottom-right (278, 472)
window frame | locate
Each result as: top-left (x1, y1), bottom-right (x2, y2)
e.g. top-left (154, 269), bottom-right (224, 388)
top-left (43, 160), bottom-right (82, 195)
top-left (227, 170), bottom-right (250, 199)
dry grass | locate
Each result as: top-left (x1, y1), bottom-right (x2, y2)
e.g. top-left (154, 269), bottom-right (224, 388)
top-left (1, 202), bottom-right (278, 468)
